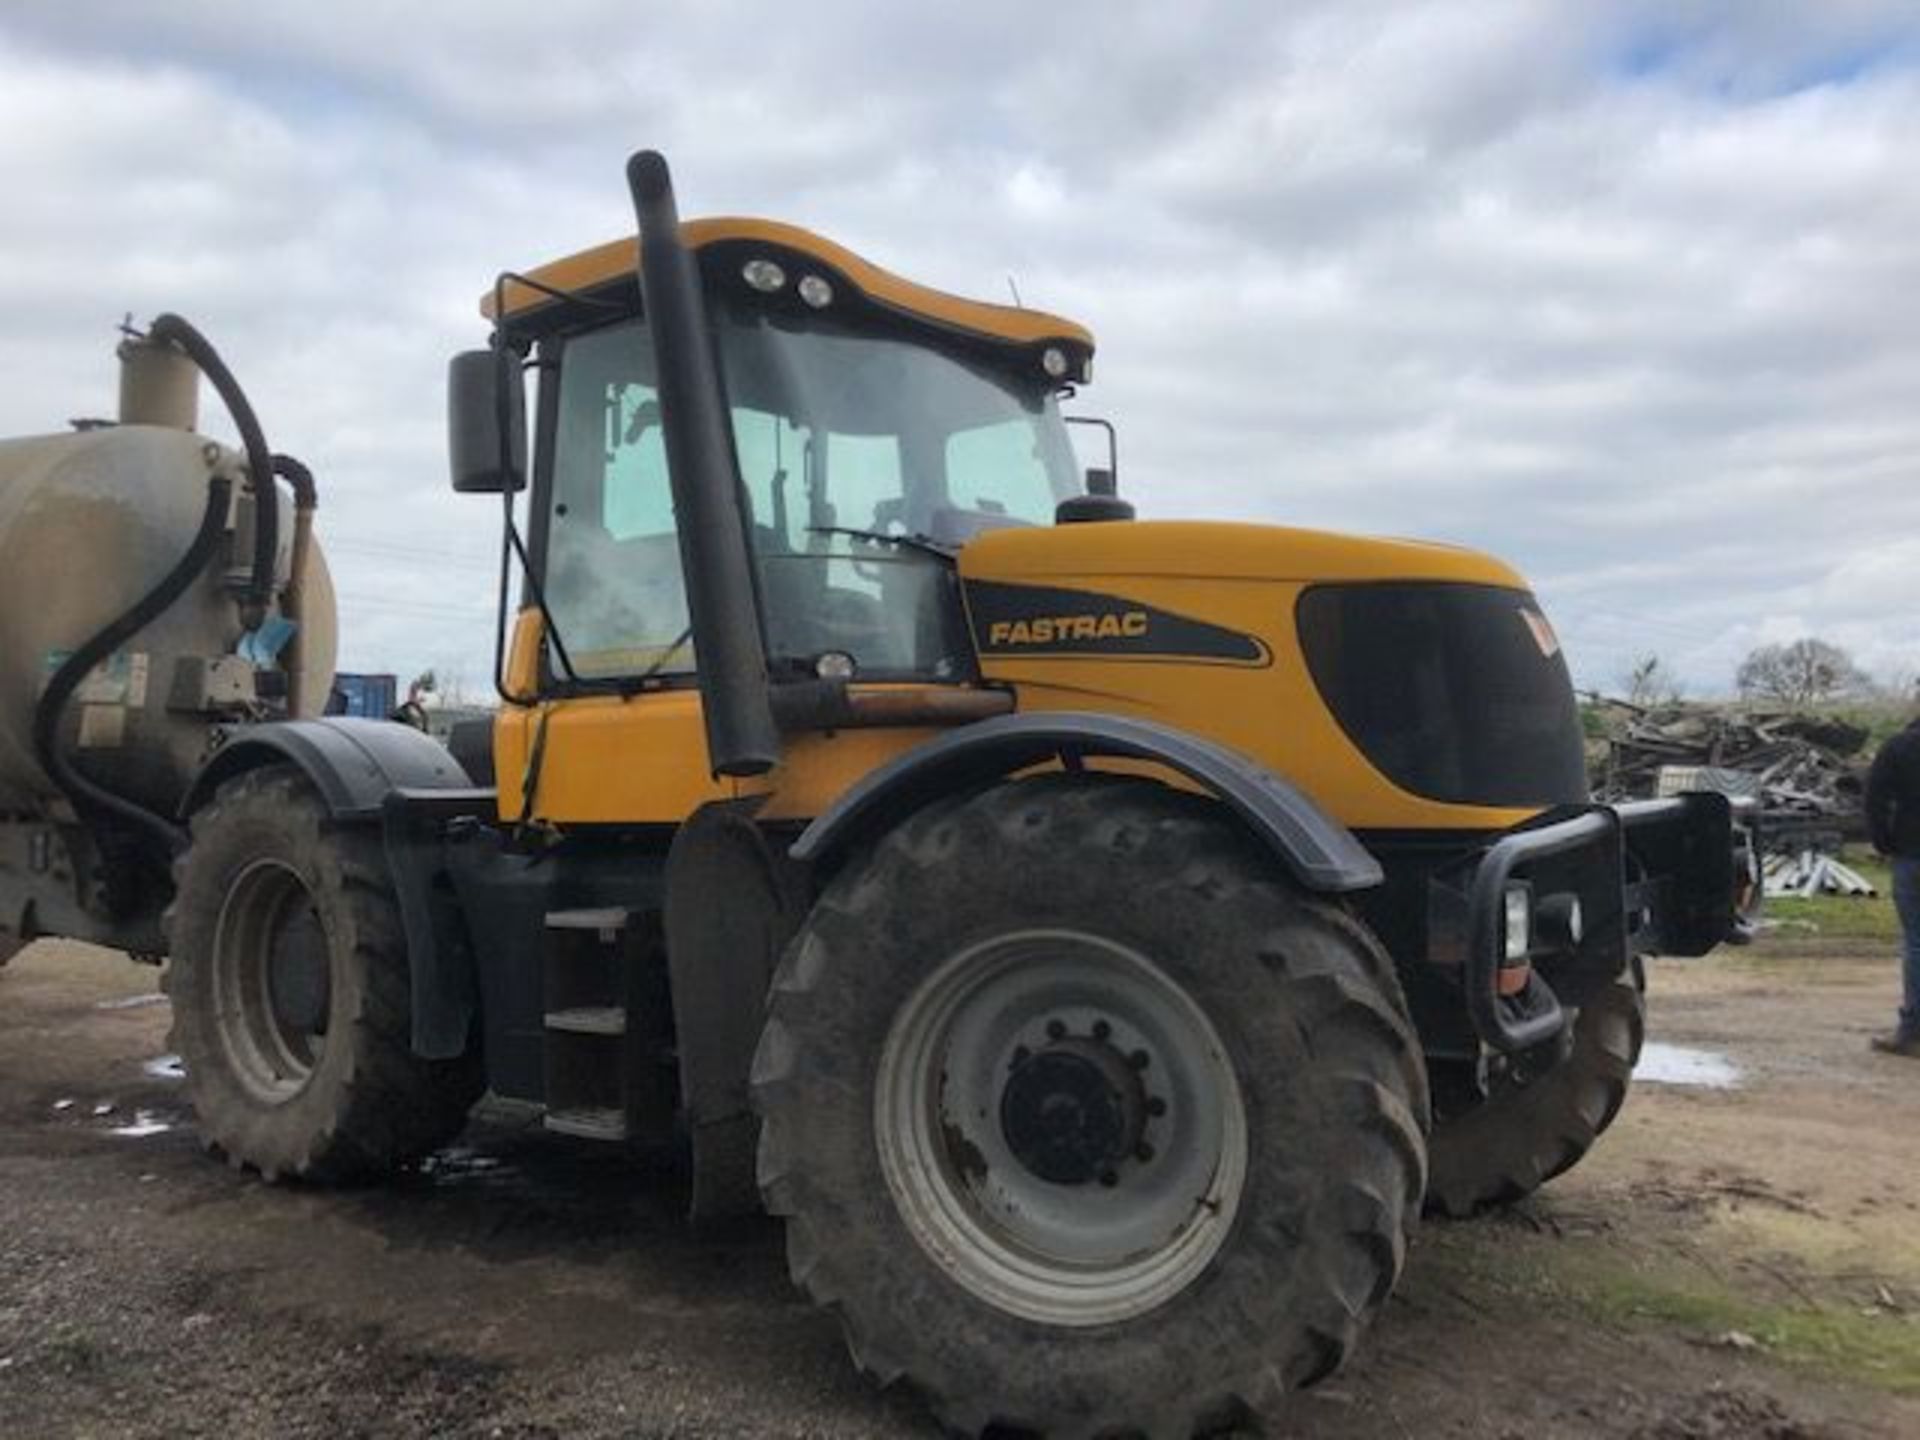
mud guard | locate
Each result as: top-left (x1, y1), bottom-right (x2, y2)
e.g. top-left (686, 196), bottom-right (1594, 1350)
top-left (664, 800), bottom-right (809, 1220)
top-left (179, 719), bottom-right (492, 1060)
top-left (791, 710), bottom-right (1383, 893)
top-left (179, 717), bottom-right (475, 820)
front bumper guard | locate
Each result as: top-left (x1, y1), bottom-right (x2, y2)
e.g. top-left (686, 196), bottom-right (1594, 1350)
top-left (1456, 793), bottom-right (1755, 1053)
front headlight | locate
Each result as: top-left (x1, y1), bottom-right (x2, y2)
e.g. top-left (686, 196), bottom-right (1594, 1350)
top-left (1503, 882), bottom-right (1532, 962)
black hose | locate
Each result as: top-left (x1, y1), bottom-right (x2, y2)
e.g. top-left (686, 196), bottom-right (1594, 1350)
top-left (31, 477), bottom-right (234, 862)
top-left (147, 315), bottom-right (277, 615)
top-left (270, 452), bottom-right (316, 510)
top-left (272, 454), bottom-right (318, 716)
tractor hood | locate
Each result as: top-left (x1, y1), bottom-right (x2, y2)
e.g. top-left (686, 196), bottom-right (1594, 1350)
top-left (955, 518), bottom-right (1585, 832)
top-left (955, 519), bottom-right (1529, 590)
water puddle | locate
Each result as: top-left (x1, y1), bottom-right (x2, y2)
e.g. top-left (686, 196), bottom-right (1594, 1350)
top-left (96, 992), bottom-right (166, 1011)
top-left (108, 1108), bottom-right (174, 1138)
top-left (1637, 1042), bottom-right (1741, 1089)
top-left (143, 1054), bottom-right (186, 1081)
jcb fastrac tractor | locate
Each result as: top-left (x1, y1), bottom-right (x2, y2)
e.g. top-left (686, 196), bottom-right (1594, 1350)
top-left (0, 151), bottom-right (1753, 1437)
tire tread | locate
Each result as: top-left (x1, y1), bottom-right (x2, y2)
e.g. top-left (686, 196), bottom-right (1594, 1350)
top-left (754, 776), bottom-right (1428, 1438)
top-left (164, 765), bottom-right (482, 1183)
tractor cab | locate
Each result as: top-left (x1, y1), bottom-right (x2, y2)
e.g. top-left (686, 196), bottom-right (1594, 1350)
top-left (469, 218), bottom-right (1097, 702)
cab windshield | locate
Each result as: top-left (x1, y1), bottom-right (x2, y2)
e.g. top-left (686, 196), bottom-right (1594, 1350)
top-left (542, 309), bottom-right (1078, 682)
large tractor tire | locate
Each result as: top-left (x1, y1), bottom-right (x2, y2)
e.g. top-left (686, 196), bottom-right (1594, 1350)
top-left (164, 765), bottom-right (483, 1182)
top-left (1425, 968), bottom-right (1644, 1218)
top-left (753, 776), bottom-right (1429, 1439)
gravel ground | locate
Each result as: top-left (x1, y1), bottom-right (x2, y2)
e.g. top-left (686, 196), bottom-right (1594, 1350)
top-left (2, 937), bottom-right (1918, 1438)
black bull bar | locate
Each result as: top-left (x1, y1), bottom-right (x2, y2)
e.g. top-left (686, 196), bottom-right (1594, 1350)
top-left (1447, 793), bottom-right (1759, 1053)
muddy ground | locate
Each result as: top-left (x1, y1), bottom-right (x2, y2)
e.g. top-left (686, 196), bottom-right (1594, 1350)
top-left (2, 935), bottom-right (1917, 1439)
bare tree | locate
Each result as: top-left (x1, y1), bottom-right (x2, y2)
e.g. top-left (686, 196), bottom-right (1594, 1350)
top-left (1735, 638), bottom-right (1869, 709)
top-left (1619, 652), bottom-right (1682, 708)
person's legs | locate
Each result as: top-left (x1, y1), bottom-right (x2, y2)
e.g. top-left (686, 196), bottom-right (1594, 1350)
top-left (1895, 856), bottom-right (1920, 1042)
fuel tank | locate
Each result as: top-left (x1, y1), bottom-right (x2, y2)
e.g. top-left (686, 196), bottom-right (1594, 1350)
top-left (0, 424), bottom-right (336, 819)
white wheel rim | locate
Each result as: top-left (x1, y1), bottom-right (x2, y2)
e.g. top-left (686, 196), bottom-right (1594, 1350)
top-left (209, 858), bottom-right (329, 1103)
top-left (874, 929), bottom-right (1248, 1327)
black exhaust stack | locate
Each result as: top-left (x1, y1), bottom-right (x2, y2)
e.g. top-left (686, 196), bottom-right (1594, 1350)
top-left (626, 150), bottom-right (780, 777)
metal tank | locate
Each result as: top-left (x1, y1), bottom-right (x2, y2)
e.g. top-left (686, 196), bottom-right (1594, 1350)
top-left (0, 420), bottom-right (336, 823)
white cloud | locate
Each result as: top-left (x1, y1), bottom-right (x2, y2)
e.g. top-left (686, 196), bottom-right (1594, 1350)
top-left (1, 2), bottom-right (1916, 698)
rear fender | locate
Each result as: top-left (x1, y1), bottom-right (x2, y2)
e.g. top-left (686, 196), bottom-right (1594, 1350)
top-left (180, 719), bottom-right (492, 1060)
top-left (179, 717), bottom-right (474, 820)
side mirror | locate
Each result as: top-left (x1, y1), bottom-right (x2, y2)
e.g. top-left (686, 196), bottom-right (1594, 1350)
top-left (448, 349), bottom-right (526, 494)
top-left (1085, 466), bottom-right (1117, 497)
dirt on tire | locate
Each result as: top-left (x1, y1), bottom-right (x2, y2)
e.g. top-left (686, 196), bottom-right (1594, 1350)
top-left (754, 775), bottom-right (1427, 1435)
top-left (1426, 967), bottom-right (1645, 1216)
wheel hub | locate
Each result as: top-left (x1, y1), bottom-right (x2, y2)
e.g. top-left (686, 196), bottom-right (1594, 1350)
top-left (210, 858), bottom-right (331, 1102)
top-left (1000, 1037), bottom-right (1146, 1186)
top-left (267, 907), bottom-right (331, 1035)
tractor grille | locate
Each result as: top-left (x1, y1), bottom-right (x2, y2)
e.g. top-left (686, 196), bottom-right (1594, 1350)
top-left (1296, 581), bottom-right (1587, 808)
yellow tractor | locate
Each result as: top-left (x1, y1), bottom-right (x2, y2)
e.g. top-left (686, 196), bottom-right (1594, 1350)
top-left (1, 151), bottom-right (1751, 1437)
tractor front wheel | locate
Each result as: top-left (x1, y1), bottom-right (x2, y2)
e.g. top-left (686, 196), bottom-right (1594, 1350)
top-left (1425, 968), bottom-right (1644, 1218)
top-left (753, 776), bottom-right (1429, 1438)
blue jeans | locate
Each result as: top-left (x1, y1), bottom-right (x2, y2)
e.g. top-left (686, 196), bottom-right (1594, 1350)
top-left (1896, 856), bottom-right (1920, 1040)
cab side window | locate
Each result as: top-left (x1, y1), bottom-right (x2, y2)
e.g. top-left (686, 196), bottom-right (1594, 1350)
top-left (545, 326), bottom-right (692, 678)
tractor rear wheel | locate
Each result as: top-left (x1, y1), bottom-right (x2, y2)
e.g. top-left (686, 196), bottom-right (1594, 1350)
top-left (753, 776), bottom-right (1429, 1438)
top-left (1425, 968), bottom-right (1644, 1218)
top-left (164, 765), bottom-right (482, 1181)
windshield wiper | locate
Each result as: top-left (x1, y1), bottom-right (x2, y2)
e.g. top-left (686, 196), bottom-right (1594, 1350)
top-left (806, 526), bottom-right (957, 560)
top-left (602, 625), bottom-right (694, 698)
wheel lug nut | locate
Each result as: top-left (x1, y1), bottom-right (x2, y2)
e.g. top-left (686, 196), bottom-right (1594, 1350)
top-left (1135, 1141), bottom-right (1155, 1162)
top-left (1146, 1096), bottom-right (1167, 1117)
top-left (1129, 1050), bottom-right (1150, 1070)
top-left (1098, 1169), bottom-right (1119, 1188)
top-left (1045, 1019), bottom-right (1067, 1041)
top-left (1092, 1019), bottom-right (1111, 1041)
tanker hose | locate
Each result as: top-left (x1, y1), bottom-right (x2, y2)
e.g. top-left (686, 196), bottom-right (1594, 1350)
top-left (271, 453), bottom-right (317, 716)
top-left (146, 314), bottom-right (277, 621)
top-left (31, 476), bottom-right (235, 863)
top-left (270, 452), bottom-right (316, 511)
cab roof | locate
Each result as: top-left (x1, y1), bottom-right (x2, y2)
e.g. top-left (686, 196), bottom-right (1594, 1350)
top-left (481, 216), bottom-right (1094, 354)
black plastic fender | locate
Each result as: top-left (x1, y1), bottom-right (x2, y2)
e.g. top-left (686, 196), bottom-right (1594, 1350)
top-left (179, 717), bottom-right (474, 820)
top-left (179, 719), bottom-right (491, 1061)
top-left (791, 711), bottom-right (1383, 893)
top-left (664, 800), bottom-right (809, 1220)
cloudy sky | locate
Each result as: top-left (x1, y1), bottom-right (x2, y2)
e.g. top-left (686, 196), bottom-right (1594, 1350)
top-left (3, 1), bottom-right (1917, 700)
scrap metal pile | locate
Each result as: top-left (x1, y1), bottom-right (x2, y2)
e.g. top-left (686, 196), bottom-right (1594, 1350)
top-left (1762, 848), bottom-right (1879, 898)
top-left (1592, 703), bottom-right (1871, 896)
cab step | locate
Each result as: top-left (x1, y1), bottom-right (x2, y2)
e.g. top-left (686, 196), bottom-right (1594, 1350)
top-left (544, 906), bottom-right (630, 937)
top-left (542, 1107), bottom-right (629, 1143)
top-left (544, 1005), bottom-right (627, 1036)
top-left (538, 905), bottom-right (673, 1145)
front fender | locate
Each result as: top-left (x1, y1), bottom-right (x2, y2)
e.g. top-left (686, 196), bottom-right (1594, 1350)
top-left (791, 711), bottom-right (1382, 893)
